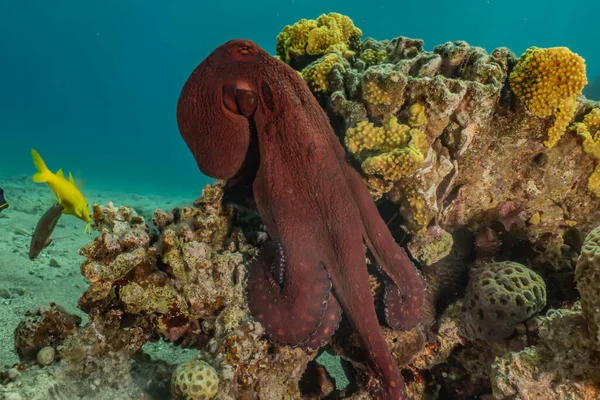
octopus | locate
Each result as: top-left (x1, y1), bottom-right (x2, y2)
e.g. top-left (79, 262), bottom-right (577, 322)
top-left (176, 39), bottom-right (425, 399)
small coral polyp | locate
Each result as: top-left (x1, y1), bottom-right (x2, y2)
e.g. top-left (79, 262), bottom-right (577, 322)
top-left (509, 46), bottom-right (587, 148)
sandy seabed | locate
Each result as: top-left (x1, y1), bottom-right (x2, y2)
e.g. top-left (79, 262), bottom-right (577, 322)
top-left (0, 174), bottom-right (200, 369)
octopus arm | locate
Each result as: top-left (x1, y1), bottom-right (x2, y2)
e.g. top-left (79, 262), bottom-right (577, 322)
top-left (344, 163), bottom-right (425, 331)
top-left (246, 238), bottom-right (342, 349)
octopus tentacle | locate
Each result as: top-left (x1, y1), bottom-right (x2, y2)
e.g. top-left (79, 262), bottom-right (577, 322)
top-left (344, 164), bottom-right (425, 331)
top-left (302, 291), bottom-right (342, 350)
top-left (324, 229), bottom-right (407, 399)
top-left (246, 238), bottom-right (336, 348)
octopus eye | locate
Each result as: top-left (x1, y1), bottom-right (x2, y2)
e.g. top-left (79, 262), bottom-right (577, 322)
top-left (223, 85), bottom-right (257, 117)
top-left (223, 85), bottom-right (240, 115)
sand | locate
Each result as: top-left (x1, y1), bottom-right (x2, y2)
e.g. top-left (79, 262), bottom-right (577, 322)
top-left (0, 174), bottom-right (200, 369)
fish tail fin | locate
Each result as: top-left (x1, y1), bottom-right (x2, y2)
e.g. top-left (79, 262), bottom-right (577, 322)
top-left (31, 149), bottom-right (51, 183)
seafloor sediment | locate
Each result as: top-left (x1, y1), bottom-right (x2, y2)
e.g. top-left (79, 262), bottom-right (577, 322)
top-left (2, 12), bottom-right (600, 400)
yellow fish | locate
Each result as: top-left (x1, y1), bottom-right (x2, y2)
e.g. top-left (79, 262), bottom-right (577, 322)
top-left (31, 149), bottom-right (92, 234)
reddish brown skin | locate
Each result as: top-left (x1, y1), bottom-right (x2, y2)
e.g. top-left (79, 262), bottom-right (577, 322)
top-left (177, 39), bottom-right (425, 399)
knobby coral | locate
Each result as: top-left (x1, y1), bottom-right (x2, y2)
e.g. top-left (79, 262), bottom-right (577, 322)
top-left (461, 261), bottom-right (546, 340)
top-left (509, 46), bottom-right (587, 148)
top-left (345, 103), bottom-right (428, 181)
top-left (275, 12), bottom-right (362, 63)
top-left (301, 53), bottom-right (346, 92)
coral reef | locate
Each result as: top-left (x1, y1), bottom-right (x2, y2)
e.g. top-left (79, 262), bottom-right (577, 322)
top-left (4, 12), bottom-right (600, 400)
top-left (76, 183), bottom-right (324, 398)
top-left (280, 19), bottom-right (600, 277)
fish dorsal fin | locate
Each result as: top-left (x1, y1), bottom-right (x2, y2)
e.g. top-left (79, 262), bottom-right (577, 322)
top-left (75, 177), bottom-right (87, 188)
top-left (56, 169), bottom-right (64, 178)
top-left (69, 172), bottom-right (75, 185)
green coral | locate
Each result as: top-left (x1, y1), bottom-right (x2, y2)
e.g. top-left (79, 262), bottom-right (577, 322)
top-left (276, 12), bottom-right (362, 63)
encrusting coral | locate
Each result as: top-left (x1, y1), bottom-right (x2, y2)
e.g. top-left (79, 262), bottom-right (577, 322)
top-left (13, 303), bottom-right (81, 362)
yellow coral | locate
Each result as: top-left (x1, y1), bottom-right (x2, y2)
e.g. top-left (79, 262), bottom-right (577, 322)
top-left (364, 81), bottom-right (392, 105)
top-left (345, 103), bottom-right (429, 181)
top-left (276, 12), bottom-right (362, 63)
top-left (571, 108), bottom-right (600, 195)
top-left (346, 116), bottom-right (411, 154)
top-left (572, 108), bottom-right (600, 156)
top-left (362, 145), bottom-right (425, 181)
top-left (364, 176), bottom-right (394, 200)
top-left (360, 48), bottom-right (387, 65)
top-left (509, 46), bottom-right (587, 148)
top-left (301, 53), bottom-right (345, 92)
top-left (408, 102), bottom-right (427, 127)
top-left (403, 184), bottom-right (432, 232)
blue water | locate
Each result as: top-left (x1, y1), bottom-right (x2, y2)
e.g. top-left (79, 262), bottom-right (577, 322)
top-left (1, 0), bottom-right (597, 197)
